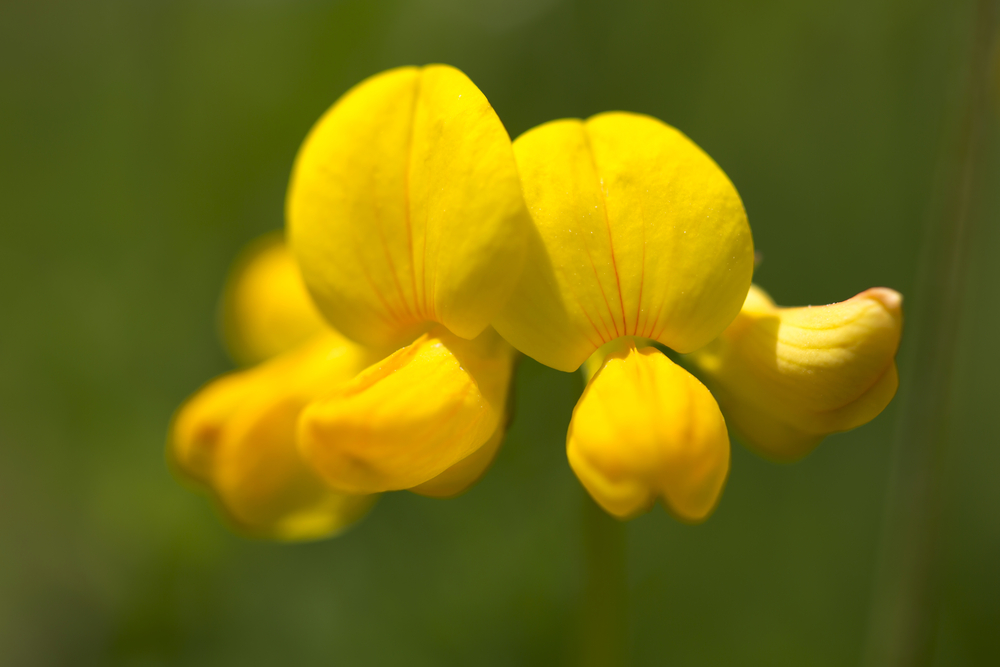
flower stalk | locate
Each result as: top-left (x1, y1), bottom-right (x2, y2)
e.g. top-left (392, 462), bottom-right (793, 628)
top-left (581, 491), bottom-right (628, 667)
top-left (862, 1), bottom-right (999, 664)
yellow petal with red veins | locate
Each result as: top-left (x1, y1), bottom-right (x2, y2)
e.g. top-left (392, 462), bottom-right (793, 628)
top-left (568, 342), bottom-right (730, 522)
top-left (494, 112), bottom-right (754, 372)
top-left (298, 327), bottom-right (515, 495)
top-left (169, 332), bottom-right (379, 541)
top-left (221, 233), bottom-right (327, 366)
top-left (688, 284), bottom-right (903, 461)
top-left (288, 65), bottom-right (530, 349)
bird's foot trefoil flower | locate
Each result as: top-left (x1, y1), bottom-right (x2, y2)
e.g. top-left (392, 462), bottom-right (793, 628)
top-left (494, 111), bottom-right (903, 521)
top-left (286, 64), bottom-right (528, 496)
top-left (170, 64), bottom-right (529, 539)
top-left (170, 62), bottom-right (904, 537)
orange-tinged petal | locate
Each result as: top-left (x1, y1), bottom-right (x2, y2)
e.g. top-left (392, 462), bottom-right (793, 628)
top-left (288, 65), bottom-right (530, 349)
top-left (494, 112), bottom-right (754, 372)
top-left (689, 284), bottom-right (903, 461)
top-left (568, 342), bottom-right (730, 522)
top-left (298, 327), bottom-right (515, 495)
top-left (221, 233), bottom-right (327, 366)
top-left (169, 332), bottom-right (379, 540)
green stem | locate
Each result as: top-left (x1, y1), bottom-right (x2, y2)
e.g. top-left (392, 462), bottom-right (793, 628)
top-left (581, 492), bottom-right (628, 667)
top-left (862, 2), bottom-right (998, 665)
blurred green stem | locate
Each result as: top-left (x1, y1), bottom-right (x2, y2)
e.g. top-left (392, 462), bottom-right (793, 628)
top-left (862, 1), bottom-right (999, 665)
top-left (581, 493), bottom-right (628, 667)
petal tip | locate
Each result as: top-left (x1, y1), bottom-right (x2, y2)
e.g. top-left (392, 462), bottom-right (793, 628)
top-left (862, 287), bottom-right (903, 318)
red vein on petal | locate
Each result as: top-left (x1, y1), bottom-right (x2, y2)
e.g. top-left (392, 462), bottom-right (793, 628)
top-left (645, 298), bottom-right (667, 340)
top-left (581, 241), bottom-right (616, 342)
top-left (634, 195), bottom-right (647, 336)
top-left (356, 252), bottom-right (405, 330)
top-left (583, 128), bottom-right (626, 337)
top-left (566, 291), bottom-right (606, 349)
top-left (372, 181), bottom-right (415, 323)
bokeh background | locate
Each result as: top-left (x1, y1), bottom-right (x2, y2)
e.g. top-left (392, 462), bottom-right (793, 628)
top-left (2, 0), bottom-right (998, 665)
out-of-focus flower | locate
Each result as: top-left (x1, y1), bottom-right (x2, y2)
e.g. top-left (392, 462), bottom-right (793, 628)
top-left (220, 233), bottom-right (328, 366)
top-left (170, 238), bottom-right (379, 540)
top-left (493, 111), bottom-right (902, 521)
top-left (688, 284), bottom-right (902, 462)
top-left (170, 64), bottom-right (527, 539)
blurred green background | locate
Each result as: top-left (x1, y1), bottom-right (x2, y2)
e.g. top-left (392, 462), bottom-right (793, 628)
top-left (2, 0), bottom-right (998, 665)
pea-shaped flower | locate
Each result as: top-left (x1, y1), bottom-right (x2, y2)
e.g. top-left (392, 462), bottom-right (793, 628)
top-left (494, 112), bottom-right (902, 521)
top-left (170, 65), bottom-right (528, 539)
top-left (288, 65), bottom-right (527, 495)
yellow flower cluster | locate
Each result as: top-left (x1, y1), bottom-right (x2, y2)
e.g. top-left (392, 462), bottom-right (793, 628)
top-left (169, 65), bottom-right (902, 539)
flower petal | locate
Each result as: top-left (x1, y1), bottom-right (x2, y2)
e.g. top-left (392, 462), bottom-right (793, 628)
top-left (568, 342), bottom-right (730, 522)
top-left (493, 112), bottom-right (754, 372)
top-left (221, 233), bottom-right (327, 366)
top-left (408, 425), bottom-right (506, 498)
top-left (288, 65), bottom-right (530, 349)
top-left (688, 285), bottom-right (903, 461)
top-left (169, 332), bottom-right (378, 540)
top-left (213, 390), bottom-right (377, 541)
top-left (298, 327), bottom-right (515, 495)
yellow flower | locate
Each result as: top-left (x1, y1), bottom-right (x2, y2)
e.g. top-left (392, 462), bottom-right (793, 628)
top-left (219, 232), bottom-right (328, 366)
top-left (170, 238), bottom-right (380, 541)
top-left (688, 284), bottom-right (902, 462)
top-left (170, 64), bottom-right (527, 539)
top-left (494, 112), bottom-right (902, 521)
top-left (286, 64), bottom-right (526, 495)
